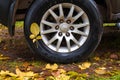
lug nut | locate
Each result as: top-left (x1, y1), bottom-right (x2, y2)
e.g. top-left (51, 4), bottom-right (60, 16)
top-left (66, 32), bottom-right (70, 37)
top-left (70, 26), bottom-right (74, 30)
top-left (58, 32), bottom-right (63, 36)
top-left (55, 25), bottom-right (59, 30)
top-left (59, 19), bottom-right (64, 23)
top-left (66, 20), bottom-right (71, 24)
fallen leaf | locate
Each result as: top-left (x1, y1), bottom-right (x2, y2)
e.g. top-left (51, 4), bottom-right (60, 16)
top-left (0, 70), bottom-right (17, 77)
top-left (110, 54), bottom-right (118, 60)
top-left (16, 67), bottom-right (37, 79)
top-left (78, 62), bottom-right (91, 70)
top-left (94, 67), bottom-right (107, 75)
top-left (37, 77), bottom-right (45, 80)
top-left (51, 69), bottom-right (66, 77)
top-left (94, 57), bottom-right (100, 61)
top-left (0, 54), bottom-right (10, 60)
top-left (45, 63), bottom-right (58, 70)
top-left (56, 74), bottom-right (70, 80)
top-left (52, 71), bottom-right (60, 77)
top-left (45, 64), bottom-right (51, 69)
top-left (67, 71), bottom-right (79, 78)
top-left (58, 69), bottom-right (66, 74)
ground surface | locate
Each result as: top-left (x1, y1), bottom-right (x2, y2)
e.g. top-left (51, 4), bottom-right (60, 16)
top-left (0, 25), bottom-right (120, 80)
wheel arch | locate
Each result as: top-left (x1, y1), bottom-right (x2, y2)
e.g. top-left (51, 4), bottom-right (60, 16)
top-left (94, 0), bottom-right (112, 22)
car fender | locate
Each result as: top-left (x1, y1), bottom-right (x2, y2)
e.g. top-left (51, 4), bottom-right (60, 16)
top-left (0, 0), bottom-right (18, 36)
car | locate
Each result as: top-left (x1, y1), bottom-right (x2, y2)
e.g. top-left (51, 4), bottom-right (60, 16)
top-left (0, 0), bottom-right (120, 63)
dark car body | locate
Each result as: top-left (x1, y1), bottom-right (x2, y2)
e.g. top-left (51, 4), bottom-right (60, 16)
top-left (0, 0), bottom-right (120, 36)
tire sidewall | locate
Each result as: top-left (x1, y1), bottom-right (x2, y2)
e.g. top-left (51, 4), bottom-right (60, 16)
top-left (24, 0), bottom-right (103, 63)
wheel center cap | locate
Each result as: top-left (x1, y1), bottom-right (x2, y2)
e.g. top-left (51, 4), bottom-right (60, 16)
top-left (60, 23), bottom-right (69, 32)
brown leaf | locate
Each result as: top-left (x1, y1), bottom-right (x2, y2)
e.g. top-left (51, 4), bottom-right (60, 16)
top-left (110, 54), bottom-right (118, 60)
top-left (37, 77), bottom-right (45, 80)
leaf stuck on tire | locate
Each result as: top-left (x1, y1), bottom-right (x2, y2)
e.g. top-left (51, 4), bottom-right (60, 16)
top-left (29, 23), bottom-right (42, 44)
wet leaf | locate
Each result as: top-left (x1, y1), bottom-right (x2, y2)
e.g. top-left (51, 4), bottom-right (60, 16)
top-left (30, 23), bottom-right (40, 36)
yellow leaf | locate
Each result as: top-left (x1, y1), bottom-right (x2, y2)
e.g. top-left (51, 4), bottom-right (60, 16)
top-left (45, 63), bottom-right (58, 70)
top-left (94, 57), bottom-right (100, 61)
top-left (30, 23), bottom-right (40, 36)
top-left (51, 64), bottom-right (58, 70)
top-left (33, 39), bottom-right (37, 43)
top-left (0, 70), bottom-right (17, 77)
top-left (0, 55), bottom-right (10, 60)
top-left (56, 74), bottom-right (70, 80)
top-left (45, 64), bottom-right (51, 69)
top-left (29, 34), bottom-right (36, 39)
top-left (58, 69), bottom-right (66, 74)
top-left (78, 62), bottom-right (91, 70)
top-left (36, 36), bottom-right (42, 40)
top-left (16, 67), bottom-right (37, 78)
top-left (94, 67), bottom-right (107, 75)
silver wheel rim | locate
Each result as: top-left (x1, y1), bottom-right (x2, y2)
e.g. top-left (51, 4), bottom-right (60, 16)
top-left (40, 3), bottom-right (90, 53)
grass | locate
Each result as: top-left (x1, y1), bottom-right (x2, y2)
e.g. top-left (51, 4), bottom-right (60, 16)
top-left (15, 21), bottom-right (24, 28)
top-left (89, 74), bottom-right (120, 80)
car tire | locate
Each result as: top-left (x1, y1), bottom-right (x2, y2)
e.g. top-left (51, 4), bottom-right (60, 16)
top-left (24, 0), bottom-right (103, 63)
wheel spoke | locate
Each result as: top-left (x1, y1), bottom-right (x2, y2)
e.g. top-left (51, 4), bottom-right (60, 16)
top-left (47, 34), bottom-right (57, 45)
top-left (41, 20), bottom-right (56, 28)
top-left (72, 29), bottom-right (88, 37)
top-left (71, 35), bottom-right (80, 47)
top-left (59, 4), bottom-right (64, 17)
top-left (72, 11), bottom-right (84, 23)
top-left (65, 38), bottom-right (71, 52)
top-left (41, 29), bottom-right (56, 35)
top-left (72, 23), bottom-right (89, 28)
top-left (67, 5), bottom-right (75, 18)
top-left (56, 37), bottom-right (63, 51)
top-left (49, 9), bottom-right (59, 21)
